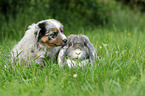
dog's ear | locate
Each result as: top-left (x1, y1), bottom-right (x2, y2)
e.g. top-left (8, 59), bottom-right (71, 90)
top-left (36, 22), bottom-right (46, 42)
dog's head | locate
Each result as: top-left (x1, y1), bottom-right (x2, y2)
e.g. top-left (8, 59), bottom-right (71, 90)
top-left (35, 19), bottom-right (67, 47)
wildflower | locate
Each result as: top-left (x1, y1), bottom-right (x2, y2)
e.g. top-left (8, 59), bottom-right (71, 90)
top-left (103, 44), bottom-right (107, 46)
top-left (99, 46), bottom-right (102, 49)
top-left (139, 46), bottom-right (140, 49)
top-left (73, 74), bottom-right (77, 78)
top-left (139, 73), bottom-right (141, 75)
top-left (127, 33), bottom-right (131, 36)
top-left (4, 65), bottom-right (6, 69)
top-left (115, 51), bottom-right (118, 53)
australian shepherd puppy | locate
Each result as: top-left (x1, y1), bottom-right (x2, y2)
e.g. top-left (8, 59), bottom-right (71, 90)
top-left (10, 19), bottom-right (67, 66)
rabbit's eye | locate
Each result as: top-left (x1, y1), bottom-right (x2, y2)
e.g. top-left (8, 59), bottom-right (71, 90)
top-left (84, 42), bottom-right (87, 46)
top-left (69, 42), bottom-right (72, 46)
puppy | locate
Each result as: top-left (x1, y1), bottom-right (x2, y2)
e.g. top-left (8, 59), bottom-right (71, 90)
top-left (10, 19), bottom-right (67, 66)
top-left (58, 34), bottom-right (96, 68)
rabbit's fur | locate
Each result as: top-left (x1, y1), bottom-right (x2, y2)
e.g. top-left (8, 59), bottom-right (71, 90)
top-left (58, 34), bottom-right (96, 68)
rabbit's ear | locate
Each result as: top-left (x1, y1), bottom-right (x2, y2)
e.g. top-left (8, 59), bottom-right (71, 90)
top-left (67, 35), bottom-right (76, 47)
top-left (67, 41), bottom-right (73, 47)
top-left (81, 35), bottom-right (96, 65)
top-left (58, 46), bottom-right (68, 68)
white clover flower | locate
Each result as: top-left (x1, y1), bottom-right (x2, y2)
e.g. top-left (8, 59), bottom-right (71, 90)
top-left (103, 44), bottom-right (107, 46)
top-left (115, 51), bottom-right (118, 53)
top-left (139, 46), bottom-right (140, 49)
top-left (4, 65), bottom-right (7, 69)
top-left (99, 46), bottom-right (102, 49)
top-left (73, 74), bottom-right (77, 78)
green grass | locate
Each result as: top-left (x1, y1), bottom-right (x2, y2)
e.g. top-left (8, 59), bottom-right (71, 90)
top-left (1, 27), bottom-right (145, 96)
top-left (1, 2), bottom-right (145, 96)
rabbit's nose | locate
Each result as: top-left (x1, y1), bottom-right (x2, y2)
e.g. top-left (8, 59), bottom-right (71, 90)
top-left (75, 49), bottom-right (81, 55)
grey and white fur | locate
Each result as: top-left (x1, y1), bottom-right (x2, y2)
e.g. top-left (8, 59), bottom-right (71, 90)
top-left (10, 19), bottom-right (67, 66)
top-left (58, 34), bottom-right (96, 68)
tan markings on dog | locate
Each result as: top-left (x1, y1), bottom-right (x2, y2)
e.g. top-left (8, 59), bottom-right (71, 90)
top-left (60, 27), bottom-right (63, 32)
top-left (51, 28), bottom-right (58, 32)
top-left (41, 36), bottom-right (49, 42)
top-left (41, 35), bottom-right (64, 47)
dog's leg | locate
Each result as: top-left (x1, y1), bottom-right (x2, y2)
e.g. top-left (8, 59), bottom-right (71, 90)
top-left (35, 57), bottom-right (45, 67)
top-left (58, 47), bottom-right (67, 68)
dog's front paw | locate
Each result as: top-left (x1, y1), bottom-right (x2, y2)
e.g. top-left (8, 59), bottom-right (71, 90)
top-left (35, 57), bottom-right (45, 67)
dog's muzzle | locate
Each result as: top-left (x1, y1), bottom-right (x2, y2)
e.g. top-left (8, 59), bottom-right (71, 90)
top-left (40, 33), bottom-right (67, 47)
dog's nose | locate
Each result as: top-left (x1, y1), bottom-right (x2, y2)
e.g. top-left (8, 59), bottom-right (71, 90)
top-left (63, 39), bottom-right (67, 43)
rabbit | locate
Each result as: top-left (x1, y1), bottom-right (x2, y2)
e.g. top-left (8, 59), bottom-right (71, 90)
top-left (58, 34), bottom-right (96, 68)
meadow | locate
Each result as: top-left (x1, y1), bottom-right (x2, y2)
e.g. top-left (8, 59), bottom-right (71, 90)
top-left (1, 2), bottom-right (145, 96)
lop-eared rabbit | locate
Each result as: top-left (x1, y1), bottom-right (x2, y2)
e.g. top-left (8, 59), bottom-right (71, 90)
top-left (58, 34), bottom-right (96, 68)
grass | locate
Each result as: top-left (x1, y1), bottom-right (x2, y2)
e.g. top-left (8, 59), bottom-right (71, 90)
top-left (1, 27), bottom-right (145, 96)
top-left (1, 3), bottom-right (145, 96)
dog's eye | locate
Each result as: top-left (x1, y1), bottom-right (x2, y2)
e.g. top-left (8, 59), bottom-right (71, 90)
top-left (52, 32), bottom-right (58, 38)
top-left (48, 37), bottom-right (52, 40)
